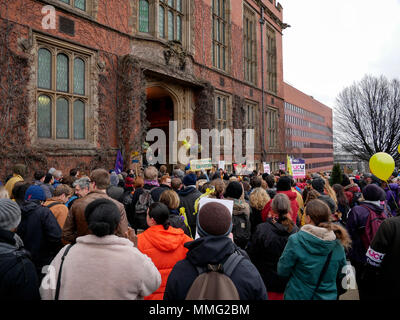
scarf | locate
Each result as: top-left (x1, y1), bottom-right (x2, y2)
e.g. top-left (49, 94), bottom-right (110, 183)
top-left (144, 180), bottom-right (160, 187)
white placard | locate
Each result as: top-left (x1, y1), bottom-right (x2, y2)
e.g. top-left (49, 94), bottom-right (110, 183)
top-left (263, 162), bottom-right (270, 174)
top-left (218, 160), bottom-right (225, 170)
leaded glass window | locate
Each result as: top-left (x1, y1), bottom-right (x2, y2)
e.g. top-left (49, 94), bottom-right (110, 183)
top-left (58, 0), bottom-right (87, 12)
top-left (159, 5), bottom-right (165, 38)
top-left (56, 98), bottom-right (69, 139)
top-left (38, 48), bottom-right (51, 89)
top-left (159, 0), bottom-right (184, 42)
top-left (139, 0), bottom-right (149, 33)
top-left (57, 53), bottom-right (69, 92)
top-left (212, 0), bottom-right (229, 71)
top-left (215, 94), bottom-right (230, 145)
top-left (37, 95), bottom-right (52, 138)
top-left (36, 40), bottom-right (90, 142)
top-left (74, 100), bottom-right (85, 139)
top-left (243, 5), bottom-right (257, 84)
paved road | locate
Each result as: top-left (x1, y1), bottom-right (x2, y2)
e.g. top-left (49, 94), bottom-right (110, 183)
top-left (339, 289), bottom-right (359, 300)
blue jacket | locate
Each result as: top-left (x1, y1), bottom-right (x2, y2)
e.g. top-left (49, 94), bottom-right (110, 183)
top-left (277, 225), bottom-right (347, 300)
top-left (164, 236), bottom-right (267, 300)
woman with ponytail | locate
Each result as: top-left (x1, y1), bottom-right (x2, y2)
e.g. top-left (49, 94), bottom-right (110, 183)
top-left (137, 202), bottom-right (192, 300)
top-left (277, 199), bottom-right (351, 300)
top-left (246, 193), bottom-right (299, 300)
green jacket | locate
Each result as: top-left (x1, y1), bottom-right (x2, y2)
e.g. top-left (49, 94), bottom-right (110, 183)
top-left (277, 224), bottom-right (347, 300)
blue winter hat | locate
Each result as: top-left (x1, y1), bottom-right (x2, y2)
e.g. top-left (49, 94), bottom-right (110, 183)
top-left (183, 173), bottom-right (197, 186)
top-left (25, 185), bottom-right (46, 201)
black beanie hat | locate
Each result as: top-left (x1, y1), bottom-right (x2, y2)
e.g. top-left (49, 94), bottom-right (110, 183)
top-left (224, 181), bottom-right (243, 199)
top-left (362, 184), bottom-right (386, 201)
top-left (197, 202), bottom-right (232, 237)
top-left (276, 176), bottom-right (292, 192)
top-left (311, 178), bottom-right (325, 193)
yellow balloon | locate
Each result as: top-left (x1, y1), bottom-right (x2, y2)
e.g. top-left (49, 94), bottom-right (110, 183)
top-left (369, 152), bottom-right (395, 181)
top-left (398, 144), bottom-right (400, 154)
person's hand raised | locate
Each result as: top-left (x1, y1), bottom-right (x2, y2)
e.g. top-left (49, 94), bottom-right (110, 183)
top-left (125, 227), bottom-right (138, 247)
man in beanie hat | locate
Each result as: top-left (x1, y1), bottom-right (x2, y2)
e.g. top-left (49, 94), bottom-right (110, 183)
top-left (164, 201), bottom-right (267, 300)
top-left (0, 199), bottom-right (40, 300)
top-left (178, 173), bottom-right (202, 237)
top-left (16, 185), bottom-right (62, 278)
top-left (346, 183), bottom-right (389, 300)
top-left (4, 163), bottom-right (26, 199)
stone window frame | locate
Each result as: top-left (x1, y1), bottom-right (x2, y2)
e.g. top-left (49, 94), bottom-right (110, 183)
top-left (212, 0), bottom-right (231, 72)
top-left (214, 91), bottom-right (232, 146)
top-left (266, 23), bottom-right (277, 94)
top-left (244, 99), bottom-right (259, 150)
top-left (135, 0), bottom-right (189, 48)
top-left (243, 3), bottom-right (257, 85)
top-left (41, 0), bottom-right (97, 19)
top-left (32, 33), bottom-right (97, 148)
top-left (266, 106), bottom-right (278, 149)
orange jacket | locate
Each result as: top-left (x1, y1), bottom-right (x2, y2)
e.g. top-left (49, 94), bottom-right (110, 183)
top-left (43, 198), bottom-right (68, 229)
top-left (137, 224), bottom-right (192, 300)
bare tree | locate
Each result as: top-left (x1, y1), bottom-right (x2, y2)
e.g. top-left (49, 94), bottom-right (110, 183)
top-left (335, 75), bottom-right (400, 164)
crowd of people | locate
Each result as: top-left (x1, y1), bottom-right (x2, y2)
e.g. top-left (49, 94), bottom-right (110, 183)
top-left (0, 163), bottom-right (399, 300)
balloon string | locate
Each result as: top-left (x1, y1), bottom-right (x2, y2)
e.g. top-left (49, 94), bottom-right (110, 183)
top-left (386, 181), bottom-right (400, 210)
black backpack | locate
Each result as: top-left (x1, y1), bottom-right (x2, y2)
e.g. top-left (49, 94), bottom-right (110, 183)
top-left (232, 213), bottom-right (251, 249)
top-left (350, 192), bottom-right (363, 208)
top-left (133, 188), bottom-right (156, 230)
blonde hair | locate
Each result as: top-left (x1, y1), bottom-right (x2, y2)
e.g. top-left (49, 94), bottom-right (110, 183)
top-left (249, 187), bottom-right (270, 210)
top-left (159, 189), bottom-right (180, 210)
top-left (322, 177), bottom-right (338, 204)
top-left (0, 186), bottom-right (9, 199)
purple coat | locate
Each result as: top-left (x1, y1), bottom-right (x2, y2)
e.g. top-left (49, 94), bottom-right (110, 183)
top-left (346, 202), bottom-right (388, 264)
top-left (385, 183), bottom-right (400, 216)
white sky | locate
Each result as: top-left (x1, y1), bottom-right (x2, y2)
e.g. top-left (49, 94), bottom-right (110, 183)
top-left (280, 0), bottom-right (400, 109)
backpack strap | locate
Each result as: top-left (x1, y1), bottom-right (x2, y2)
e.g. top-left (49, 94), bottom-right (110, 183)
top-left (46, 201), bottom-right (65, 209)
top-left (311, 250), bottom-right (333, 300)
top-left (55, 244), bottom-right (74, 300)
top-left (222, 252), bottom-right (244, 277)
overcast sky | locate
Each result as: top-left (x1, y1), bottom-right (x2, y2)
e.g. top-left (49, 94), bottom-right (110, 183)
top-left (280, 0), bottom-right (400, 109)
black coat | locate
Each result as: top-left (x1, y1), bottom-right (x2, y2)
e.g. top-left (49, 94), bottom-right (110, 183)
top-left (178, 187), bottom-right (202, 237)
top-left (250, 207), bottom-right (263, 235)
top-left (0, 229), bottom-right (40, 300)
top-left (164, 236), bottom-right (267, 300)
top-left (128, 185), bottom-right (159, 228)
top-left (16, 200), bottom-right (62, 274)
top-left (168, 209), bottom-right (191, 237)
top-left (246, 219), bottom-right (298, 293)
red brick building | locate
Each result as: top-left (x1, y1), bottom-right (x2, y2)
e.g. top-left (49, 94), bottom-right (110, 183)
top-left (0, 0), bottom-right (288, 177)
top-left (284, 82), bottom-right (334, 174)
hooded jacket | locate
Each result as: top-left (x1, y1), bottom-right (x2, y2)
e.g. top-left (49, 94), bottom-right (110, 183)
top-left (16, 200), bottom-right (62, 274)
top-left (277, 225), bottom-right (347, 300)
top-left (346, 202), bottom-right (388, 264)
top-left (344, 184), bottom-right (361, 205)
top-left (0, 229), bottom-right (40, 300)
top-left (247, 219), bottom-right (299, 293)
top-left (226, 197), bottom-right (251, 249)
top-left (178, 187), bottom-right (202, 237)
top-left (138, 225), bottom-right (192, 300)
top-left (40, 235), bottom-right (161, 300)
top-left (43, 198), bottom-right (68, 229)
top-left (164, 236), bottom-right (267, 300)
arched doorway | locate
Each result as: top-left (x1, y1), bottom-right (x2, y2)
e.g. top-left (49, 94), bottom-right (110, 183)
top-left (145, 86), bottom-right (174, 169)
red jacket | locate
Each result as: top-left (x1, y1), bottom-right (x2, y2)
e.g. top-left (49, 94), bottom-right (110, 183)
top-left (261, 190), bottom-right (299, 223)
top-left (138, 225), bottom-right (192, 300)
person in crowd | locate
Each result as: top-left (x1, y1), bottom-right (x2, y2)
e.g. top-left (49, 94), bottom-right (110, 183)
top-left (178, 173), bottom-right (202, 238)
top-left (364, 208), bottom-right (400, 299)
top-left (106, 172), bottom-right (124, 201)
top-left (0, 186), bottom-right (9, 199)
top-left (341, 174), bottom-right (361, 206)
top-left (209, 178), bottom-right (225, 199)
top-left (241, 180), bottom-right (251, 201)
top-left (43, 173), bottom-right (55, 197)
top-left (171, 177), bottom-right (183, 192)
top-left (332, 184), bottom-right (350, 225)
top-left (62, 169), bottom-right (129, 244)
top-left (0, 199), bottom-right (40, 300)
top-left (299, 189), bottom-right (321, 226)
top-left (5, 164), bottom-right (26, 199)
top-left (277, 199), bottom-right (350, 300)
top-left (250, 176), bottom-right (263, 192)
top-left (152, 174), bottom-right (172, 202)
top-left (40, 198), bottom-right (161, 300)
top-left (33, 170), bottom-right (52, 199)
top-left (288, 175), bottom-right (304, 225)
top-left (66, 177), bottom-right (91, 210)
top-left (358, 173), bottom-right (373, 191)
top-left (247, 194), bottom-right (299, 300)
top-left (224, 181), bottom-right (251, 249)
top-left (172, 167), bottom-right (185, 181)
top-left (346, 184), bottom-right (388, 300)
top-left (137, 202), bottom-right (192, 300)
top-left (69, 168), bottom-right (79, 179)
top-left (164, 202), bottom-right (267, 300)
top-left (264, 174), bottom-right (277, 200)
top-left (16, 185), bottom-right (62, 278)
top-left (249, 188), bottom-right (271, 234)
top-left (130, 166), bottom-right (162, 231)
top-left (52, 170), bottom-right (63, 189)
top-left (119, 176), bottom-right (136, 222)
top-left (382, 180), bottom-right (400, 216)
top-left (311, 178), bottom-right (337, 215)
top-left (159, 190), bottom-right (191, 236)
top-left (43, 184), bottom-right (73, 229)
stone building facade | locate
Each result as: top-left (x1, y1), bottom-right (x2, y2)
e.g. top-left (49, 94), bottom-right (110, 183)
top-left (0, 0), bottom-right (287, 177)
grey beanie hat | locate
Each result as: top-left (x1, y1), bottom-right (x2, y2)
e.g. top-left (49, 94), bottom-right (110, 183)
top-left (0, 199), bottom-right (21, 231)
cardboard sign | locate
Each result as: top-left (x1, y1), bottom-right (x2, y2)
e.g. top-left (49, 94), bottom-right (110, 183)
top-left (190, 158), bottom-right (213, 171)
top-left (279, 162), bottom-right (286, 171)
top-left (291, 158), bottom-right (306, 179)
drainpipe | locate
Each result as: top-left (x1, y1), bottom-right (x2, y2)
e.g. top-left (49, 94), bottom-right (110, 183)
top-left (259, 6), bottom-right (266, 162)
